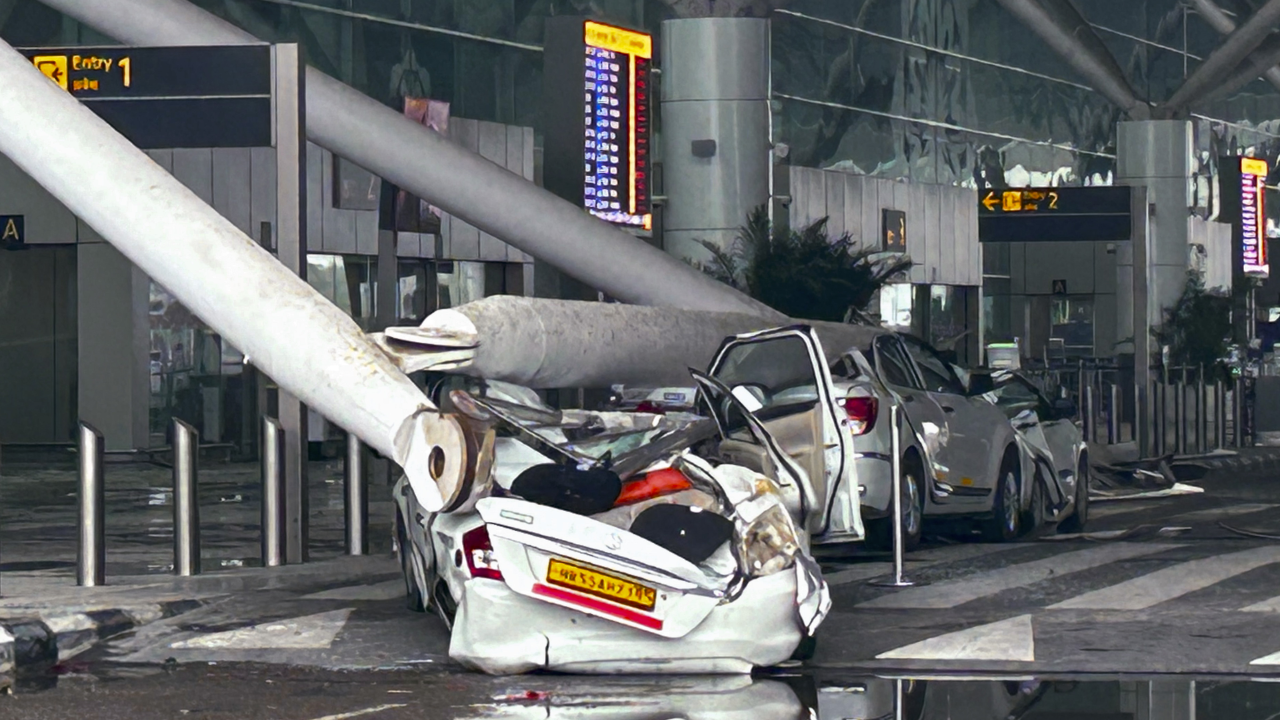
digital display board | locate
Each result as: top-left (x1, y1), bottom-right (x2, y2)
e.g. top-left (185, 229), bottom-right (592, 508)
top-left (20, 45), bottom-right (272, 149)
top-left (1239, 157), bottom-right (1268, 276)
top-left (977, 186), bottom-right (1131, 243)
top-left (1220, 156), bottom-right (1270, 278)
top-left (544, 18), bottom-right (652, 232)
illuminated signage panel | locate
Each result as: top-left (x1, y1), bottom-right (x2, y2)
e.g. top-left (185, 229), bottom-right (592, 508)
top-left (1239, 157), bottom-right (1268, 276)
top-left (544, 18), bottom-right (652, 233)
top-left (20, 45), bottom-right (272, 149)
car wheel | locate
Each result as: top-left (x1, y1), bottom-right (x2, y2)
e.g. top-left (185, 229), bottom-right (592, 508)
top-left (1058, 458), bottom-right (1090, 534)
top-left (396, 511), bottom-right (426, 612)
top-left (1019, 471), bottom-right (1046, 536)
top-left (981, 455), bottom-right (1020, 543)
top-left (866, 456), bottom-right (924, 552)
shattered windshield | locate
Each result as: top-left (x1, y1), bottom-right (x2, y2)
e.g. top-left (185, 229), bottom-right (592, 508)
top-left (456, 392), bottom-right (715, 479)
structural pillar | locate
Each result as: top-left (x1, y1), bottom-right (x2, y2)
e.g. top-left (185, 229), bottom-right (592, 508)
top-left (660, 18), bottom-right (771, 266)
top-left (274, 44), bottom-right (309, 563)
top-left (77, 241), bottom-right (150, 452)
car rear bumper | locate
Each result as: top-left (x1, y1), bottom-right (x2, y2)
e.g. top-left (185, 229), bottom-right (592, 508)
top-left (448, 571), bottom-right (804, 675)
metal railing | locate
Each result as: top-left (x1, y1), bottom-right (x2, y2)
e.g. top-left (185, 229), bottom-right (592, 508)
top-left (1020, 360), bottom-right (1251, 453)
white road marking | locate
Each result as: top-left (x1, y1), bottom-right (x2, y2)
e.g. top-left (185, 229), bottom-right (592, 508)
top-left (1251, 650), bottom-right (1280, 666)
top-left (1088, 501), bottom-right (1164, 520)
top-left (876, 614), bottom-right (1034, 662)
top-left (169, 608), bottom-right (354, 650)
top-left (1050, 546), bottom-right (1280, 611)
top-left (825, 544), bottom-right (1028, 586)
top-left (303, 580), bottom-right (405, 601)
top-left (1172, 503), bottom-right (1278, 524)
top-left (907, 542), bottom-right (1029, 564)
top-left (1240, 594), bottom-right (1280, 612)
top-left (309, 704), bottom-right (407, 720)
top-left (857, 543), bottom-right (1180, 609)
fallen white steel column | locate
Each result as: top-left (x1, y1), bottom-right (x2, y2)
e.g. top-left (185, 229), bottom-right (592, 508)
top-left (376, 296), bottom-right (878, 389)
top-left (0, 38), bottom-right (465, 512)
top-left (40, 0), bottom-right (782, 321)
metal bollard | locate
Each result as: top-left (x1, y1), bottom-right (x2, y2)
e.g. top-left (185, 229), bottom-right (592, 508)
top-left (1082, 384), bottom-right (1094, 443)
top-left (345, 432), bottom-right (368, 556)
top-left (261, 416), bottom-right (285, 567)
top-left (1215, 381), bottom-right (1226, 450)
top-left (1174, 372), bottom-right (1186, 456)
top-left (1196, 367), bottom-right (1207, 454)
top-left (1234, 378), bottom-right (1246, 448)
top-left (172, 419), bottom-right (201, 576)
top-left (1107, 384), bottom-right (1119, 445)
top-left (871, 405), bottom-right (915, 589)
top-left (77, 423), bottom-right (105, 587)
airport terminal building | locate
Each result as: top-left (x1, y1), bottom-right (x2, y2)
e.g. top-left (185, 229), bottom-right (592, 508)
top-left (0, 0), bottom-right (1276, 453)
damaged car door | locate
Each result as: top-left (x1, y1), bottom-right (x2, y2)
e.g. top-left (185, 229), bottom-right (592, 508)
top-left (703, 326), bottom-right (862, 540)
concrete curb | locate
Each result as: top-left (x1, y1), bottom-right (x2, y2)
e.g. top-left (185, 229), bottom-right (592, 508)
top-left (0, 598), bottom-right (203, 690)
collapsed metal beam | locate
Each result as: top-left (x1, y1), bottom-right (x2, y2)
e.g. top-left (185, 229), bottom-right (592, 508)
top-left (993, 0), bottom-right (1151, 119)
top-left (1188, 0), bottom-right (1280, 94)
top-left (373, 295), bottom-right (880, 389)
top-left (41, 0), bottom-right (781, 320)
top-left (0, 37), bottom-right (466, 512)
top-left (1203, 34), bottom-right (1280, 103)
top-left (1163, 0), bottom-right (1280, 114)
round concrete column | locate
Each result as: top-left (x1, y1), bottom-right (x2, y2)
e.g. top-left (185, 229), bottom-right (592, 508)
top-left (660, 18), bottom-right (771, 266)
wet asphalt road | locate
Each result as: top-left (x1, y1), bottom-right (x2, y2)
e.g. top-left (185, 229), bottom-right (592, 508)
top-left (1, 462), bottom-right (1279, 715)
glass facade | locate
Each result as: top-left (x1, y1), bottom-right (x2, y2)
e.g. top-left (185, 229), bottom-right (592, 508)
top-left (9, 0), bottom-right (1280, 441)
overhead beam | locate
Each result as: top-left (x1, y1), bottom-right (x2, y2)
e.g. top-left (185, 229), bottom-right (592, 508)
top-left (1162, 0), bottom-right (1280, 114)
top-left (1187, 0), bottom-right (1280, 93)
top-left (994, 0), bottom-right (1151, 120)
top-left (38, 0), bottom-right (783, 321)
top-left (1203, 33), bottom-right (1280, 103)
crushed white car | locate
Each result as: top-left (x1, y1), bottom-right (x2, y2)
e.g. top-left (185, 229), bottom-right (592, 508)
top-left (393, 363), bottom-right (844, 675)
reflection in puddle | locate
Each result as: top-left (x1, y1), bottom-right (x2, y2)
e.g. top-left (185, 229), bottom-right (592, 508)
top-left (459, 675), bottom-right (1280, 720)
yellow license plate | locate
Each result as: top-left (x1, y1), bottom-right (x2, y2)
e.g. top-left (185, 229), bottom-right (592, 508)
top-left (546, 558), bottom-right (658, 611)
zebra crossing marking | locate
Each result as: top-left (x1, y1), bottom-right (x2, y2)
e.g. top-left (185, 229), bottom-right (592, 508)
top-left (168, 608), bottom-right (354, 650)
top-left (1050, 546), bottom-right (1280, 611)
top-left (857, 543), bottom-right (1180, 609)
top-left (876, 614), bottom-right (1035, 662)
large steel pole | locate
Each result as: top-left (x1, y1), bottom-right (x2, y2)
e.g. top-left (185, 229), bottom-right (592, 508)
top-left (39, 0), bottom-right (781, 320)
top-left (0, 37), bottom-right (467, 513)
top-left (1188, 0), bottom-right (1280, 93)
top-left (1162, 0), bottom-right (1280, 115)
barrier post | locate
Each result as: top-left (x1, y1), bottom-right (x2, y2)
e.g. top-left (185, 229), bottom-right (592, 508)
top-left (345, 432), bottom-right (368, 556)
top-left (77, 423), bottom-right (105, 587)
top-left (261, 416), bottom-right (285, 567)
top-left (172, 419), bottom-right (201, 576)
top-left (870, 405), bottom-right (916, 589)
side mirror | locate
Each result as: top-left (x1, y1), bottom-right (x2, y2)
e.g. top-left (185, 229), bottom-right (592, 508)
top-left (967, 372), bottom-right (996, 396)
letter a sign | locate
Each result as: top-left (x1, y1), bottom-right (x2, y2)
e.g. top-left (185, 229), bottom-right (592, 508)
top-left (1, 215), bottom-right (25, 248)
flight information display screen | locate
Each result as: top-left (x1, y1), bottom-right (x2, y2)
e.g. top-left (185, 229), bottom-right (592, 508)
top-left (581, 22), bottom-right (652, 229)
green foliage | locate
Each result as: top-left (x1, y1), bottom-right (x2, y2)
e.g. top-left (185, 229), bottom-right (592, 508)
top-left (690, 205), bottom-right (914, 322)
top-left (1152, 271), bottom-right (1235, 368)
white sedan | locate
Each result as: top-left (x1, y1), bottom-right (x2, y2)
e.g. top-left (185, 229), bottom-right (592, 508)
top-left (393, 379), bottom-right (835, 675)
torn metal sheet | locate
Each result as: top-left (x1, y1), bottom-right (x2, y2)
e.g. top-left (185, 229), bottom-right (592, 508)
top-left (0, 38), bottom-right (464, 512)
top-left (1091, 483), bottom-right (1206, 502)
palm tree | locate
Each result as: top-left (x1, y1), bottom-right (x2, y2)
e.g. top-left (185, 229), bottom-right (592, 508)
top-left (693, 205), bottom-right (913, 323)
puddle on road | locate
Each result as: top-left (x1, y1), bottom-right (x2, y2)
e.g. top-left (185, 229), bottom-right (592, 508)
top-left (5, 665), bottom-right (1277, 719)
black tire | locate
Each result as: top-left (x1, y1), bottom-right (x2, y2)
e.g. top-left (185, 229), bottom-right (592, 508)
top-left (981, 453), bottom-right (1021, 543)
top-left (866, 456), bottom-right (924, 552)
top-left (1019, 471), bottom-right (1045, 537)
top-left (1058, 457), bottom-right (1090, 534)
top-left (396, 511), bottom-right (426, 612)
top-left (790, 634), bottom-right (817, 662)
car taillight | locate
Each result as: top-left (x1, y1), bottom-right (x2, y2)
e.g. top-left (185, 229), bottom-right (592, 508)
top-left (843, 396), bottom-right (878, 435)
top-left (462, 525), bottom-right (503, 581)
